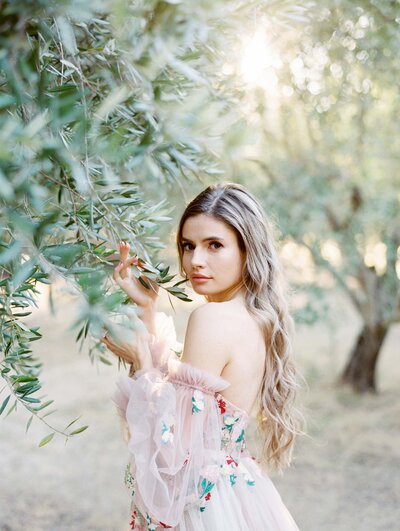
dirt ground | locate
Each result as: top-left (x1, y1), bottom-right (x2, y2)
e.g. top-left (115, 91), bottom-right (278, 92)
top-left (1, 284), bottom-right (399, 531)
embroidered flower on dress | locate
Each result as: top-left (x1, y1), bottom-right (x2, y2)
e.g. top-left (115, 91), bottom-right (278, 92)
top-left (129, 510), bottom-right (137, 529)
top-left (199, 477), bottom-right (215, 499)
top-left (221, 454), bottom-right (242, 488)
top-left (235, 429), bottom-right (245, 443)
top-left (198, 476), bottom-right (215, 513)
top-left (217, 397), bottom-right (226, 414)
top-left (191, 389), bottom-right (205, 413)
top-left (223, 414), bottom-right (239, 432)
top-left (145, 512), bottom-right (157, 531)
top-left (124, 463), bottom-right (135, 496)
top-left (236, 461), bottom-right (256, 487)
top-left (226, 456), bottom-right (238, 467)
top-left (161, 419), bottom-right (174, 444)
top-left (221, 430), bottom-right (230, 447)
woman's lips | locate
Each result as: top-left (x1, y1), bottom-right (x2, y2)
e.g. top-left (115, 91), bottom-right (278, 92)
top-left (191, 275), bottom-right (211, 283)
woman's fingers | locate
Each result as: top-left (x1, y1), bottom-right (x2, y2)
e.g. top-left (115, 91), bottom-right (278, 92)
top-left (126, 256), bottom-right (139, 266)
top-left (121, 256), bottom-right (137, 279)
top-left (119, 242), bottom-right (132, 280)
top-left (101, 334), bottom-right (138, 364)
top-left (113, 260), bottom-right (158, 299)
top-left (118, 241), bottom-right (147, 269)
top-left (112, 262), bottom-right (125, 285)
top-left (112, 245), bottom-right (160, 307)
top-left (119, 241), bottom-right (130, 261)
top-left (118, 242), bottom-right (144, 281)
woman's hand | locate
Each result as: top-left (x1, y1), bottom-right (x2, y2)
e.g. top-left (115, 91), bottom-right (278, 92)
top-left (105, 241), bottom-right (159, 372)
top-left (101, 333), bottom-right (141, 374)
top-left (109, 241), bottom-right (158, 362)
top-left (113, 241), bottom-right (159, 311)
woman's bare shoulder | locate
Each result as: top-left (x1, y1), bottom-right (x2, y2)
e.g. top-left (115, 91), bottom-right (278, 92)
top-left (188, 301), bottom-right (260, 346)
top-left (190, 299), bottom-right (248, 317)
top-left (188, 301), bottom-right (248, 333)
top-left (180, 303), bottom-right (233, 375)
top-left (189, 301), bottom-right (224, 318)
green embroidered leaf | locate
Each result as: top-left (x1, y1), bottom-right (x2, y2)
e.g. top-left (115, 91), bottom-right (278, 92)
top-left (235, 429), bottom-right (245, 443)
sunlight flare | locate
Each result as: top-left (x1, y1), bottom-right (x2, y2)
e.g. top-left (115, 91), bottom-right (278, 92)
top-left (239, 28), bottom-right (281, 91)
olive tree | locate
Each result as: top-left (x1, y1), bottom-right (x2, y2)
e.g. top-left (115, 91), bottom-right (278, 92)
top-left (238, 0), bottom-right (400, 392)
top-left (0, 0), bottom-right (310, 442)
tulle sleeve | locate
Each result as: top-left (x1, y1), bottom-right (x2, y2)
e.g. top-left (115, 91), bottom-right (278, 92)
top-left (113, 351), bottom-right (230, 527)
top-left (124, 311), bottom-right (182, 378)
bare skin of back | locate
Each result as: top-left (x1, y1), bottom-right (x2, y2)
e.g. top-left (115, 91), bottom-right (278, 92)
top-left (220, 300), bottom-right (265, 414)
top-left (197, 298), bottom-right (266, 416)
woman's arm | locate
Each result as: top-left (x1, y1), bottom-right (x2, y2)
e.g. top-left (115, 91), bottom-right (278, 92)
top-left (113, 315), bottom-right (231, 528)
top-left (137, 303), bottom-right (157, 337)
top-left (102, 241), bottom-right (159, 372)
top-left (180, 302), bottom-right (231, 377)
top-left (114, 362), bottom-right (230, 527)
top-left (101, 334), bottom-right (139, 366)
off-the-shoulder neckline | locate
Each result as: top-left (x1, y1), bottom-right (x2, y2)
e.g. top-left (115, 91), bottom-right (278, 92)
top-left (171, 359), bottom-right (250, 418)
top-left (215, 392), bottom-right (250, 418)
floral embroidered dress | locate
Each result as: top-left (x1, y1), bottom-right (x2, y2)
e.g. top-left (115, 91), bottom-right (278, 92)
top-left (113, 313), bottom-right (299, 531)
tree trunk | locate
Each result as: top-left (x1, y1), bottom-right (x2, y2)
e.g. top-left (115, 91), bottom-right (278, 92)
top-left (340, 323), bottom-right (388, 393)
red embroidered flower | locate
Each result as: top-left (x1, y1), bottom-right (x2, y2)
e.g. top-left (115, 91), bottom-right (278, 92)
top-left (160, 522), bottom-right (173, 528)
top-left (217, 398), bottom-right (226, 414)
top-left (129, 510), bottom-right (137, 529)
top-left (205, 492), bottom-right (212, 501)
top-left (226, 455), bottom-right (238, 467)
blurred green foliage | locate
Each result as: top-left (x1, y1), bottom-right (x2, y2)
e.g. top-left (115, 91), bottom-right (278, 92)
top-left (233, 1), bottom-right (400, 390)
top-left (0, 0), bottom-right (312, 441)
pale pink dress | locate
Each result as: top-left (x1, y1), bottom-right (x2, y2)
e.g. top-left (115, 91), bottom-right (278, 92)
top-left (113, 313), bottom-right (300, 531)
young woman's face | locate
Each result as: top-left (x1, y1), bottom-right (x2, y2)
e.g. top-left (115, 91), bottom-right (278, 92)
top-left (180, 214), bottom-right (245, 302)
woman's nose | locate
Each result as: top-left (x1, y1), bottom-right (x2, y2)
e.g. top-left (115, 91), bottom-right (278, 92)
top-left (191, 247), bottom-right (207, 267)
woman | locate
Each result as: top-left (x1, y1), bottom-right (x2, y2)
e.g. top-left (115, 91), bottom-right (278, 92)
top-left (103, 182), bottom-right (303, 530)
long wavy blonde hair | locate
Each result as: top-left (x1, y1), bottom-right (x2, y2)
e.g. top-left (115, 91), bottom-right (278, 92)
top-left (176, 182), bottom-right (304, 472)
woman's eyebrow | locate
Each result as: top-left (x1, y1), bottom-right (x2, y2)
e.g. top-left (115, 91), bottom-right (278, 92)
top-left (181, 236), bottom-right (225, 243)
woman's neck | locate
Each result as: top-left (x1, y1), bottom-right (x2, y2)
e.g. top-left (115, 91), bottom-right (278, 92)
top-left (206, 286), bottom-right (246, 304)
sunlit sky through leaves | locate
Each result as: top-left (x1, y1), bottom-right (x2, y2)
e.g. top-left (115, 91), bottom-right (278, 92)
top-left (239, 28), bottom-right (282, 92)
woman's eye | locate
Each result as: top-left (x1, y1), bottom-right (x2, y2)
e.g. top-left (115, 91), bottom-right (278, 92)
top-left (182, 242), bottom-right (222, 251)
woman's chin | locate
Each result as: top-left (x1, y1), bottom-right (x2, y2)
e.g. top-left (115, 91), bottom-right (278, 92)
top-left (190, 283), bottom-right (217, 296)
top-left (191, 285), bottom-right (210, 294)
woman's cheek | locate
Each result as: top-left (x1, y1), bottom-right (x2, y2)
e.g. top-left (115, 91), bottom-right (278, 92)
top-left (221, 248), bottom-right (236, 264)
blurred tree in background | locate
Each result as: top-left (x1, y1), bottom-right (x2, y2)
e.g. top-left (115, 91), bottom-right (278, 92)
top-left (232, 0), bottom-right (400, 392)
top-left (0, 0), bottom-right (311, 442)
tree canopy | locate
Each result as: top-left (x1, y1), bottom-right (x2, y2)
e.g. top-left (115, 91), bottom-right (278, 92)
top-left (0, 0), bottom-right (312, 442)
